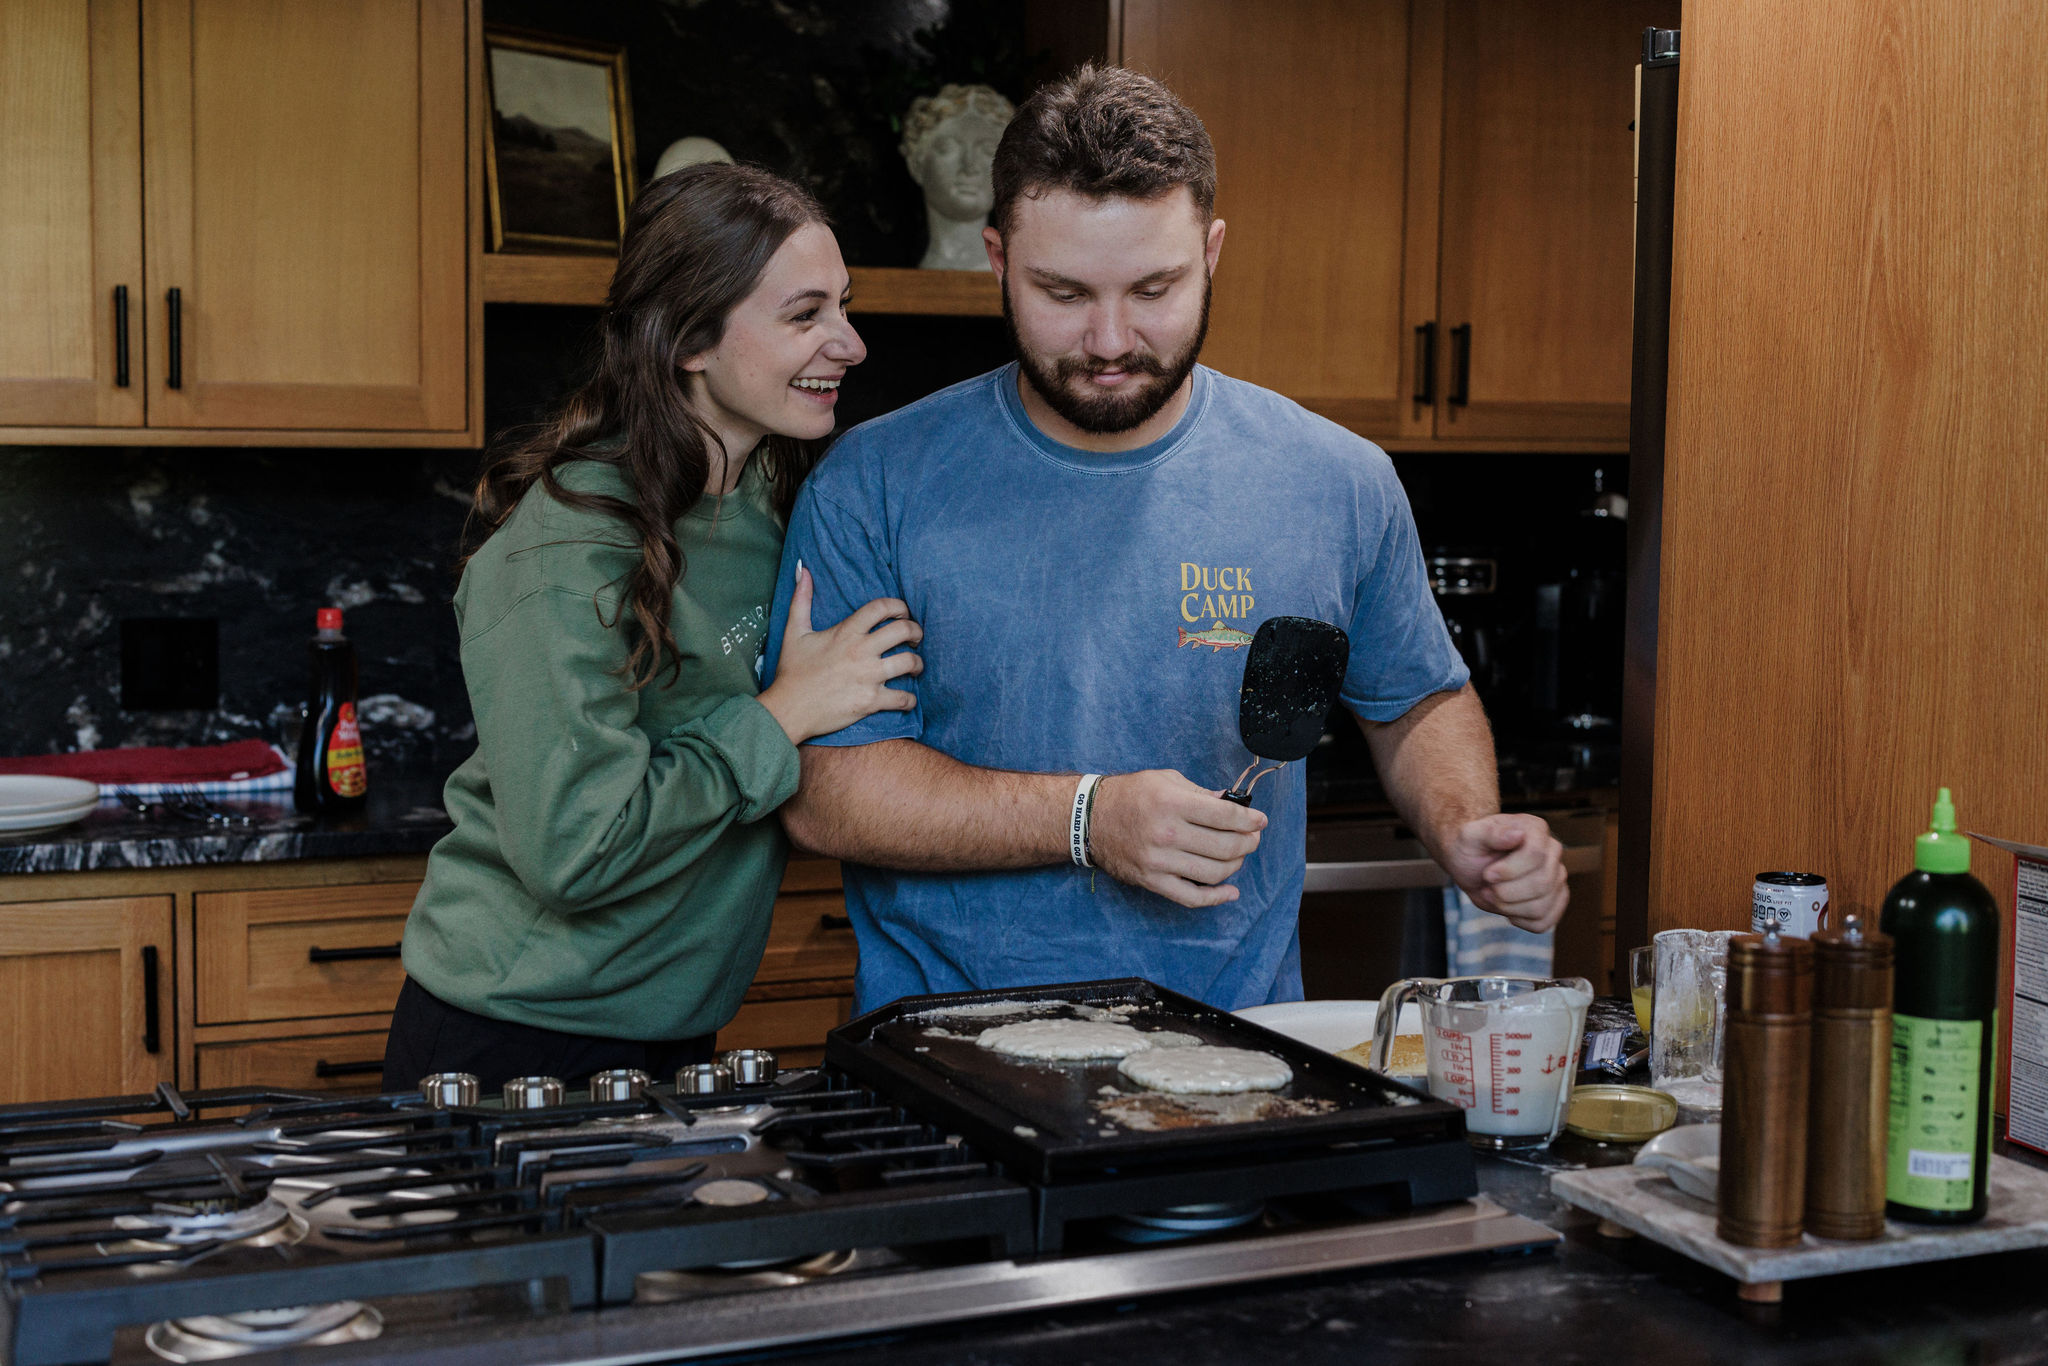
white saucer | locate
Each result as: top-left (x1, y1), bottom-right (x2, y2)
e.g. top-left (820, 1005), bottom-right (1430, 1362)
top-left (0, 775), bottom-right (100, 817)
top-left (1233, 999), bottom-right (1424, 1055)
top-left (0, 802), bottom-right (97, 835)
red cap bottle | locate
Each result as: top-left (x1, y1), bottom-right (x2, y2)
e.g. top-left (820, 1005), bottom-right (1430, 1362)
top-left (294, 608), bottom-right (367, 815)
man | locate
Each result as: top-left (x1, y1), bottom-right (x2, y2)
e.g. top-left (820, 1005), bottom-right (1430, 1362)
top-left (763, 65), bottom-right (1566, 1013)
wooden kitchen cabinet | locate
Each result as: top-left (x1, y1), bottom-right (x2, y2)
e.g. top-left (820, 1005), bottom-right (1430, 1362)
top-left (0, 852), bottom-right (850, 1101)
top-left (0, 856), bottom-right (426, 1100)
top-left (1120, 0), bottom-right (1418, 437)
top-left (193, 1025), bottom-right (394, 1092)
top-left (192, 882), bottom-right (412, 1025)
top-left (1430, 0), bottom-right (1670, 444)
top-left (0, 0), bottom-right (144, 427)
top-left (0, 0), bottom-right (478, 446)
top-left (1115, 0), bottom-right (1669, 450)
top-left (0, 896), bottom-right (175, 1104)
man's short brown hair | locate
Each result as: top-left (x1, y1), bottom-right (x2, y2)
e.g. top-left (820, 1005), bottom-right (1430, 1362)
top-left (989, 63), bottom-right (1216, 237)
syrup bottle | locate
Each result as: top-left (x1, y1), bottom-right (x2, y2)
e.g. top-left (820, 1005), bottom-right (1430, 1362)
top-left (1881, 787), bottom-right (1998, 1224)
top-left (293, 607), bottom-right (368, 816)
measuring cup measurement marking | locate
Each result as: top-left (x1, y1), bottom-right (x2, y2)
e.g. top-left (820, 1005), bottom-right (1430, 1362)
top-left (1488, 1030), bottom-right (1534, 1116)
top-left (1434, 1025), bottom-right (1477, 1106)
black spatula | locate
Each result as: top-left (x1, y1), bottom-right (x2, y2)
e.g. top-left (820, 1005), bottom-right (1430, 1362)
top-left (1223, 616), bottom-right (1351, 805)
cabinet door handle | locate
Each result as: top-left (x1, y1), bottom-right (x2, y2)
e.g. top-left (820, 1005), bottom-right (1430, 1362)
top-left (819, 913), bottom-right (853, 931)
top-left (114, 286), bottom-right (131, 387)
top-left (141, 944), bottom-right (161, 1055)
top-left (1449, 324), bottom-right (1472, 407)
top-left (1412, 321), bottom-right (1436, 405)
top-left (308, 943), bottom-right (403, 963)
top-left (314, 1059), bottom-right (385, 1079)
top-left (165, 287), bottom-right (183, 389)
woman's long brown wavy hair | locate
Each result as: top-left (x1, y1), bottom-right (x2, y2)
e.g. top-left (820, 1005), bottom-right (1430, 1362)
top-left (466, 163), bottom-right (829, 690)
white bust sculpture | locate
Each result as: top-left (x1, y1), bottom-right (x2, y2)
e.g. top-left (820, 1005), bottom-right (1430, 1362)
top-left (653, 136), bottom-right (735, 181)
top-left (900, 84), bottom-right (1014, 271)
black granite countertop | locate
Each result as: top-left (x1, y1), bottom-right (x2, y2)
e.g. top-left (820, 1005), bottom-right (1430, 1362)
top-left (0, 769), bottom-right (454, 874)
top-left (780, 1138), bottom-right (2048, 1366)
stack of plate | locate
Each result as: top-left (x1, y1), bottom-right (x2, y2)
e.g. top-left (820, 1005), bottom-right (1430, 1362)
top-left (0, 776), bottom-right (101, 836)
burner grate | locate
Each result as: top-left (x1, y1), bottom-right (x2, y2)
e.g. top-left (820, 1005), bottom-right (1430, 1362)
top-left (574, 1079), bottom-right (1033, 1303)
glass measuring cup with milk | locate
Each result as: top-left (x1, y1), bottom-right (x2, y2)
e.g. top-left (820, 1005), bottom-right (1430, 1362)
top-left (1369, 975), bottom-right (1595, 1149)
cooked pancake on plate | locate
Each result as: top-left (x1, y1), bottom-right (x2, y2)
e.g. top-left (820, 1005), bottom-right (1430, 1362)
top-left (1337, 1034), bottom-right (1426, 1075)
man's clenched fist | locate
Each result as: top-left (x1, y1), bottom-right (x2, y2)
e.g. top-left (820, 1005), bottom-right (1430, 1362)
top-left (1442, 812), bottom-right (1567, 933)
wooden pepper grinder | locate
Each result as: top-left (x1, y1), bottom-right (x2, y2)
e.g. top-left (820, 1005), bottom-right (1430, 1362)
top-left (1717, 926), bottom-right (1814, 1248)
top-left (1805, 912), bottom-right (1894, 1239)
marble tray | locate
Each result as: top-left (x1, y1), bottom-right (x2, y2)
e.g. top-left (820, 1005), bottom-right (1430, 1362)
top-left (1551, 1155), bottom-right (2048, 1285)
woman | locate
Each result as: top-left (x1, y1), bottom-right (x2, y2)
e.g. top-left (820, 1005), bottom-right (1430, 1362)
top-left (382, 164), bottom-right (920, 1094)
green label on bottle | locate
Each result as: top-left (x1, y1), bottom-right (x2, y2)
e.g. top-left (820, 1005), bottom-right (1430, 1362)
top-left (1887, 1012), bottom-right (1983, 1211)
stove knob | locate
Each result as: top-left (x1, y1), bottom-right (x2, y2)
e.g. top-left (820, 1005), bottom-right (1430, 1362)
top-left (419, 1072), bottom-right (480, 1109)
top-left (676, 1062), bottom-right (733, 1095)
top-left (720, 1049), bottom-right (779, 1087)
top-left (588, 1067), bottom-right (650, 1102)
top-left (502, 1075), bottom-right (565, 1109)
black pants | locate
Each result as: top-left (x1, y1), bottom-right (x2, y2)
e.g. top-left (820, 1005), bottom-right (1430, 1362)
top-left (380, 978), bottom-right (715, 1096)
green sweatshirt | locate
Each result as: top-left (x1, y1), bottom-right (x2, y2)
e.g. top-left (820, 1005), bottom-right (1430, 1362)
top-left (401, 456), bottom-right (798, 1040)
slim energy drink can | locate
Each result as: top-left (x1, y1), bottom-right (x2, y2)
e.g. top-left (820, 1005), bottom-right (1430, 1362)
top-left (1753, 871), bottom-right (1829, 938)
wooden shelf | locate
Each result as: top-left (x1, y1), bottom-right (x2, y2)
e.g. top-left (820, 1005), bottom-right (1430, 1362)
top-left (1366, 436), bottom-right (1630, 455)
top-left (481, 255), bottom-right (1002, 317)
top-left (847, 266), bottom-right (1001, 316)
top-left (481, 252), bottom-right (613, 306)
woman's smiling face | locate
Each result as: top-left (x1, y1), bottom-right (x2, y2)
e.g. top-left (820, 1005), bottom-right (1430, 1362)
top-left (682, 222), bottom-right (867, 459)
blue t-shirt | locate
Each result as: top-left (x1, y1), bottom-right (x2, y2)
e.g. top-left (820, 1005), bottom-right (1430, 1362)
top-left (763, 364), bottom-right (1466, 1013)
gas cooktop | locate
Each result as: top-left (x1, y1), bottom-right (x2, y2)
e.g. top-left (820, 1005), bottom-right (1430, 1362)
top-left (1, 996), bottom-right (1560, 1366)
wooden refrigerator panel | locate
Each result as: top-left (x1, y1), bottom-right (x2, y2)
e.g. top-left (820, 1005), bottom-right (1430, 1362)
top-left (1651, 0), bottom-right (2048, 932)
top-left (0, 0), bottom-right (143, 427)
top-left (1120, 0), bottom-right (1418, 435)
top-left (141, 0), bottom-right (466, 430)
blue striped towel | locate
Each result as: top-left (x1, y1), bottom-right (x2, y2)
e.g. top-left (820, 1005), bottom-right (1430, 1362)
top-left (1443, 885), bottom-right (1555, 978)
top-left (105, 746), bottom-right (297, 800)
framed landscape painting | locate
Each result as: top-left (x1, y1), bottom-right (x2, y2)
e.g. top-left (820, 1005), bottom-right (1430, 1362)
top-left (484, 28), bottom-right (637, 253)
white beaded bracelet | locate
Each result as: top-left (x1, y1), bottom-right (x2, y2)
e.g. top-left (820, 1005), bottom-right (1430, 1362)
top-left (1070, 773), bottom-right (1103, 868)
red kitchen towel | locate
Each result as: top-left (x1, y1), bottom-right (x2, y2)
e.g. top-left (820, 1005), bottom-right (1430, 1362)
top-left (0, 740), bottom-right (289, 785)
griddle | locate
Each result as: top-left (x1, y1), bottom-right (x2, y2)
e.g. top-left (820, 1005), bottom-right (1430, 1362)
top-left (825, 979), bottom-right (1469, 1184)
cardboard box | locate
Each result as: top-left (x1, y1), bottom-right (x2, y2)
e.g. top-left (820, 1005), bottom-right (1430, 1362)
top-left (1969, 832), bottom-right (2048, 1157)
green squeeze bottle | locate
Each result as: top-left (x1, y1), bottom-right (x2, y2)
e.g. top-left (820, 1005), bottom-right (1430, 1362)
top-left (1882, 787), bottom-right (2000, 1224)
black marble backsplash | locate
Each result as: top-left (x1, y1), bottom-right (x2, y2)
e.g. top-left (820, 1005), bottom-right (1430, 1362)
top-left (0, 305), bottom-right (1020, 769)
top-left (0, 446), bottom-right (480, 768)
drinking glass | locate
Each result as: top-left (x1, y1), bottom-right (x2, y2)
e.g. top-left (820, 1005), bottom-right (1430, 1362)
top-left (1650, 928), bottom-right (1736, 1114)
top-left (1629, 945), bottom-right (1655, 1036)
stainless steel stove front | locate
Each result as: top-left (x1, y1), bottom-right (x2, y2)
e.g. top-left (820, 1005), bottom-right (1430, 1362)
top-left (203, 1198), bottom-right (1561, 1366)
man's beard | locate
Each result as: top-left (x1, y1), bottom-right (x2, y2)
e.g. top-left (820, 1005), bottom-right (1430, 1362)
top-left (1003, 277), bottom-right (1211, 435)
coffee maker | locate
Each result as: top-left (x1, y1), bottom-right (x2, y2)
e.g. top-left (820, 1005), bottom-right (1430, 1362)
top-left (1427, 552), bottom-right (1505, 700)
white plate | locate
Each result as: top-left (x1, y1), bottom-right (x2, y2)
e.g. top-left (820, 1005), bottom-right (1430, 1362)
top-left (1233, 999), bottom-right (1425, 1062)
top-left (1634, 1122), bottom-right (1722, 1202)
top-left (0, 800), bottom-right (98, 835)
top-left (0, 775), bottom-right (101, 816)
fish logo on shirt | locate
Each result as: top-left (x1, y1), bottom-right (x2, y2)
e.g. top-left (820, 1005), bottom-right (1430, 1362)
top-left (1177, 622), bottom-right (1255, 652)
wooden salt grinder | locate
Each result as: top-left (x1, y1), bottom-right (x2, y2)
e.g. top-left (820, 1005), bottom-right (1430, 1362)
top-left (1804, 913), bottom-right (1893, 1240)
top-left (1717, 928), bottom-right (1814, 1248)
